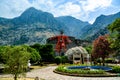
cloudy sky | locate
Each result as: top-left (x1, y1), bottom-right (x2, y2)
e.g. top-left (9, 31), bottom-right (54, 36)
top-left (0, 0), bottom-right (120, 24)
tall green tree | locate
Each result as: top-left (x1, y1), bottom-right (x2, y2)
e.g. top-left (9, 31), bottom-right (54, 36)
top-left (30, 43), bottom-right (41, 52)
top-left (31, 44), bottom-right (54, 62)
top-left (108, 18), bottom-right (120, 53)
top-left (0, 45), bottom-right (41, 64)
top-left (92, 35), bottom-right (111, 66)
top-left (24, 45), bottom-right (41, 63)
top-left (1, 46), bottom-right (30, 80)
top-left (40, 44), bottom-right (54, 62)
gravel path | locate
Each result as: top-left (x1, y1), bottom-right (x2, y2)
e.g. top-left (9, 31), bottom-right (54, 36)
top-left (0, 66), bottom-right (120, 80)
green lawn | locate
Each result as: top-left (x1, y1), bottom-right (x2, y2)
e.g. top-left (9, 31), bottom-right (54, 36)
top-left (0, 78), bottom-right (45, 80)
top-left (0, 78), bottom-right (34, 80)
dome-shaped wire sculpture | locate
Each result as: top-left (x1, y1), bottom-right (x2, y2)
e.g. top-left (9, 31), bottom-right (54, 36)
top-left (65, 46), bottom-right (88, 60)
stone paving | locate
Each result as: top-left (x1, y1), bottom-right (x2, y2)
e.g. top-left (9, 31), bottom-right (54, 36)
top-left (0, 66), bottom-right (120, 80)
top-left (26, 66), bottom-right (120, 80)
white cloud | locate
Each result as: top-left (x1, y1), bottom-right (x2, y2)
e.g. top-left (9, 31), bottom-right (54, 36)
top-left (0, 0), bottom-right (31, 18)
top-left (53, 2), bottom-right (81, 16)
top-left (31, 0), bottom-right (53, 9)
top-left (52, 0), bottom-right (112, 23)
top-left (0, 0), bottom-right (115, 23)
top-left (79, 0), bottom-right (112, 12)
top-left (76, 0), bottom-right (112, 23)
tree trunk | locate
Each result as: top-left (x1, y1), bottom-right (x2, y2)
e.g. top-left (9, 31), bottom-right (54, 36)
top-left (14, 74), bottom-right (17, 80)
top-left (102, 57), bottom-right (105, 66)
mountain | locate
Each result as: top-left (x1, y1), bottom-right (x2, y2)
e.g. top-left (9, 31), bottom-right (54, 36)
top-left (86, 27), bottom-right (109, 41)
top-left (79, 12), bottom-right (120, 40)
top-left (0, 7), bottom-right (120, 45)
top-left (0, 7), bottom-right (67, 45)
top-left (56, 16), bottom-right (90, 38)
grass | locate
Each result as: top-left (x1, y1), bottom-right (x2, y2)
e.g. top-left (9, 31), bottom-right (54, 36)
top-left (0, 78), bottom-right (34, 80)
top-left (30, 65), bottom-right (46, 69)
top-left (0, 78), bottom-right (45, 80)
top-left (30, 63), bottom-right (57, 70)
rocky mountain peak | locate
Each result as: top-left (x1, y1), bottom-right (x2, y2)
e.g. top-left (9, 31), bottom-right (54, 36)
top-left (12, 7), bottom-right (55, 25)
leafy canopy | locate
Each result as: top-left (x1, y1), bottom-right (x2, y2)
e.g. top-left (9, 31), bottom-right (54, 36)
top-left (108, 18), bottom-right (120, 52)
top-left (92, 35), bottom-right (111, 66)
top-left (1, 45), bottom-right (31, 80)
top-left (31, 43), bottom-right (54, 62)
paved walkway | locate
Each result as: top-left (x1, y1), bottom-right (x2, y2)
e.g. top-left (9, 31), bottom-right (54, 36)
top-left (0, 66), bottom-right (120, 80)
top-left (27, 66), bottom-right (120, 80)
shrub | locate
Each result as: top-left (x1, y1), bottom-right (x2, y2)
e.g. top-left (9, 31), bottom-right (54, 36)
top-left (61, 56), bottom-right (68, 64)
top-left (96, 58), bottom-right (102, 63)
top-left (55, 56), bottom-right (62, 65)
top-left (105, 58), bottom-right (114, 63)
top-left (111, 66), bottom-right (120, 73)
